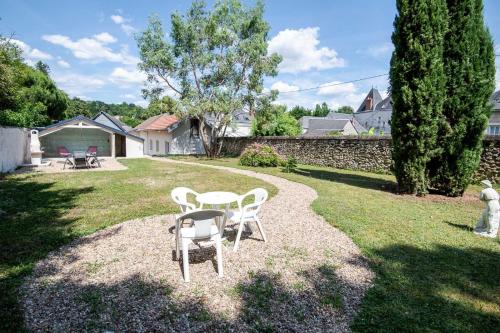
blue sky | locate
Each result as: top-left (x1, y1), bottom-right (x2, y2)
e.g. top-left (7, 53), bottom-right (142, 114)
top-left (1, 0), bottom-right (499, 109)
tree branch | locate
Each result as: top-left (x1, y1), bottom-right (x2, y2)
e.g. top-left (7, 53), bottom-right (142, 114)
top-left (156, 68), bottom-right (182, 95)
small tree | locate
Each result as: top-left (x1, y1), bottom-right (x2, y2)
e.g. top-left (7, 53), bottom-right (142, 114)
top-left (289, 105), bottom-right (312, 120)
top-left (312, 102), bottom-right (331, 117)
top-left (251, 101), bottom-right (301, 136)
top-left (428, 0), bottom-right (496, 196)
top-left (137, 0), bottom-right (281, 157)
top-left (390, 0), bottom-right (448, 195)
top-left (336, 105), bottom-right (354, 114)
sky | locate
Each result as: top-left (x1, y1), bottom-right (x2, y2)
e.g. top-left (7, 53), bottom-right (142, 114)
top-left (1, 0), bottom-right (499, 110)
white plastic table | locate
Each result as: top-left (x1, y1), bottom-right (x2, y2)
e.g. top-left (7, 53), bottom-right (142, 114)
top-left (196, 191), bottom-right (239, 235)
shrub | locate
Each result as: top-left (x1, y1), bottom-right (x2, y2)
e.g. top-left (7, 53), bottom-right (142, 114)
top-left (282, 156), bottom-right (297, 173)
top-left (239, 143), bottom-right (281, 167)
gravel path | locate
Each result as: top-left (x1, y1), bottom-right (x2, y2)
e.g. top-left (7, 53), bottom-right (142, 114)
top-left (21, 158), bottom-right (374, 332)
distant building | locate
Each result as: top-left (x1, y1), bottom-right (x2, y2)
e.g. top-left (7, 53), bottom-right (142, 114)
top-left (487, 90), bottom-right (500, 135)
top-left (353, 88), bottom-right (500, 136)
top-left (353, 88), bottom-right (392, 135)
top-left (300, 113), bottom-right (366, 136)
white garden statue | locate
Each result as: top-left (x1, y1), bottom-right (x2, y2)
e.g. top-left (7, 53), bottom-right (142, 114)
top-left (474, 180), bottom-right (499, 238)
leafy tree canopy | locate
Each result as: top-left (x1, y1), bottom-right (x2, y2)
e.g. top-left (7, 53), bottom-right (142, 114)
top-left (0, 37), bottom-right (69, 128)
top-left (136, 0), bottom-right (281, 156)
top-left (252, 100), bottom-right (301, 136)
top-left (336, 105), bottom-right (354, 114)
top-left (312, 102), bottom-right (332, 117)
top-left (289, 105), bottom-right (312, 120)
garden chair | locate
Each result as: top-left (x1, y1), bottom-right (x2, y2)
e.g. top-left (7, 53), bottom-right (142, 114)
top-left (86, 146), bottom-right (101, 168)
top-left (227, 188), bottom-right (268, 252)
top-left (177, 209), bottom-right (225, 282)
top-left (57, 146), bottom-right (74, 170)
top-left (171, 187), bottom-right (203, 259)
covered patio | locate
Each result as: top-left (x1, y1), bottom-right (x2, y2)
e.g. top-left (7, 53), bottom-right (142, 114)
top-left (38, 115), bottom-right (143, 158)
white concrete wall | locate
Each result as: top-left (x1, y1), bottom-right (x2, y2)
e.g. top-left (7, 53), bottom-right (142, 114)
top-left (342, 122), bottom-right (359, 136)
top-left (170, 120), bottom-right (205, 155)
top-left (136, 130), bottom-right (172, 155)
top-left (0, 126), bottom-right (30, 172)
top-left (125, 136), bottom-right (144, 157)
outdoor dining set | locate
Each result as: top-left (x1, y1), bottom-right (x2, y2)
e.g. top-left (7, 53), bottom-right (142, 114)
top-left (171, 187), bottom-right (268, 282)
top-left (57, 146), bottom-right (102, 169)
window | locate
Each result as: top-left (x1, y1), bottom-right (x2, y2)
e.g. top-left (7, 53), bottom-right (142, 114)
top-left (156, 140), bottom-right (159, 152)
top-left (149, 139), bottom-right (152, 150)
top-left (165, 141), bottom-right (169, 154)
top-left (488, 126), bottom-right (500, 135)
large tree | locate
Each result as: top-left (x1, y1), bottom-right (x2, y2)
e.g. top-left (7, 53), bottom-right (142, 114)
top-left (390, 0), bottom-right (448, 195)
top-left (0, 37), bottom-right (68, 127)
top-left (137, 0), bottom-right (281, 157)
top-left (428, 0), bottom-right (496, 196)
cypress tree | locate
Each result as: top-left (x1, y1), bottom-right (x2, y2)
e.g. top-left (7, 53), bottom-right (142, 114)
top-left (429, 0), bottom-right (496, 196)
top-left (390, 0), bottom-right (448, 195)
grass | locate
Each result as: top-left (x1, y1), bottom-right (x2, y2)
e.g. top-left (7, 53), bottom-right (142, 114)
top-left (0, 158), bottom-right (276, 332)
top-left (173, 155), bottom-right (500, 332)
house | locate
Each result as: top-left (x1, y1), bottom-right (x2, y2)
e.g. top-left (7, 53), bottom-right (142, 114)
top-left (487, 90), bottom-right (500, 135)
top-left (352, 88), bottom-right (500, 136)
top-left (38, 112), bottom-right (144, 158)
top-left (353, 88), bottom-right (392, 135)
top-left (132, 114), bottom-right (204, 155)
top-left (133, 112), bottom-right (253, 155)
top-left (300, 114), bottom-right (366, 136)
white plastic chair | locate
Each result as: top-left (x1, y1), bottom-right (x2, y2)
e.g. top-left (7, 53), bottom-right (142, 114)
top-left (171, 187), bottom-right (203, 259)
top-left (227, 188), bottom-right (268, 252)
top-left (178, 210), bottom-right (225, 282)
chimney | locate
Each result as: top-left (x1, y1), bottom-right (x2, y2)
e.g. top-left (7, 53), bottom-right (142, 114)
top-left (366, 96), bottom-right (373, 110)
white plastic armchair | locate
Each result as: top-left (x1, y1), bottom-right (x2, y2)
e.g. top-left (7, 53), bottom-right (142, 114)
top-left (171, 187), bottom-right (203, 259)
top-left (178, 210), bottom-right (225, 282)
top-left (228, 188), bottom-right (268, 252)
top-left (171, 187), bottom-right (202, 213)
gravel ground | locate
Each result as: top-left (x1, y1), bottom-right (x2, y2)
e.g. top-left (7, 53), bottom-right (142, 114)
top-left (21, 158), bottom-right (374, 332)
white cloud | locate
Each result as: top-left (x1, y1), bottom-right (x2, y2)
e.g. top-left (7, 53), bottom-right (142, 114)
top-left (270, 81), bottom-right (299, 93)
top-left (110, 14), bottom-right (137, 36)
top-left (57, 60), bottom-right (70, 68)
top-left (268, 27), bottom-right (345, 74)
top-left (93, 32), bottom-right (117, 44)
top-left (110, 15), bottom-right (125, 24)
top-left (134, 100), bottom-right (149, 107)
top-left (361, 42), bottom-right (394, 58)
top-left (109, 67), bottom-right (147, 85)
top-left (11, 39), bottom-right (53, 61)
top-left (120, 94), bottom-right (136, 99)
top-left (42, 33), bottom-right (138, 65)
top-left (327, 93), bottom-right (366, 110)
top-left (53, 73), bottom-right (106, 96)
top-left (317, 81), bottom-right (356, 95)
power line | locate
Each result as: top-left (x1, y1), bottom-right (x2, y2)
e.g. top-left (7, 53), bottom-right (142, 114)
top-left (263, 73), bottom-right (389, 95)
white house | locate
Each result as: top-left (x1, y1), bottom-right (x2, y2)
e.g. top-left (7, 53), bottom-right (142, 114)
top-left (133, 112), bottom-right (253, 155)
top-left (353, 88), bottom-right (392, 135)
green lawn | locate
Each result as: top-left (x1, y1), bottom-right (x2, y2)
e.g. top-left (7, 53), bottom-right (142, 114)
top-left (172, 156), bottom-right (500, 332)
top-left (0, 158), bottom-right (277, 332)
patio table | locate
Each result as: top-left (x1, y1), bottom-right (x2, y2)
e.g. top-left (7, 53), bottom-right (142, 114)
top-left (73, 151), bottom-right (89, 169)
top-left (196, 191), bottom-right (239, 235)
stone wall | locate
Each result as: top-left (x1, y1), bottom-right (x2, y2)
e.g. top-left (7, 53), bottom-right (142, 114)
top-left (221, 136), bottom-right (500, 182)
top-left (0, 126), bottom-right (30, 173)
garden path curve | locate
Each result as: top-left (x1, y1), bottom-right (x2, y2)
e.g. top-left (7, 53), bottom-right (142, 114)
top-left (21, 158), bottom-right (374, 332)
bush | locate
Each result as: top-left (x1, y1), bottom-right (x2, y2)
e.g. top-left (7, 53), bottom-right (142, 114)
top-left (239, 143), bottom-right (281, 167)
top-left (282, 156), bottom-right (297, 173)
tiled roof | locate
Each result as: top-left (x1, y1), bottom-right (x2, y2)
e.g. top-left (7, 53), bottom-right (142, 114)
top-left (134, 114), bottom-right (179, 131)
